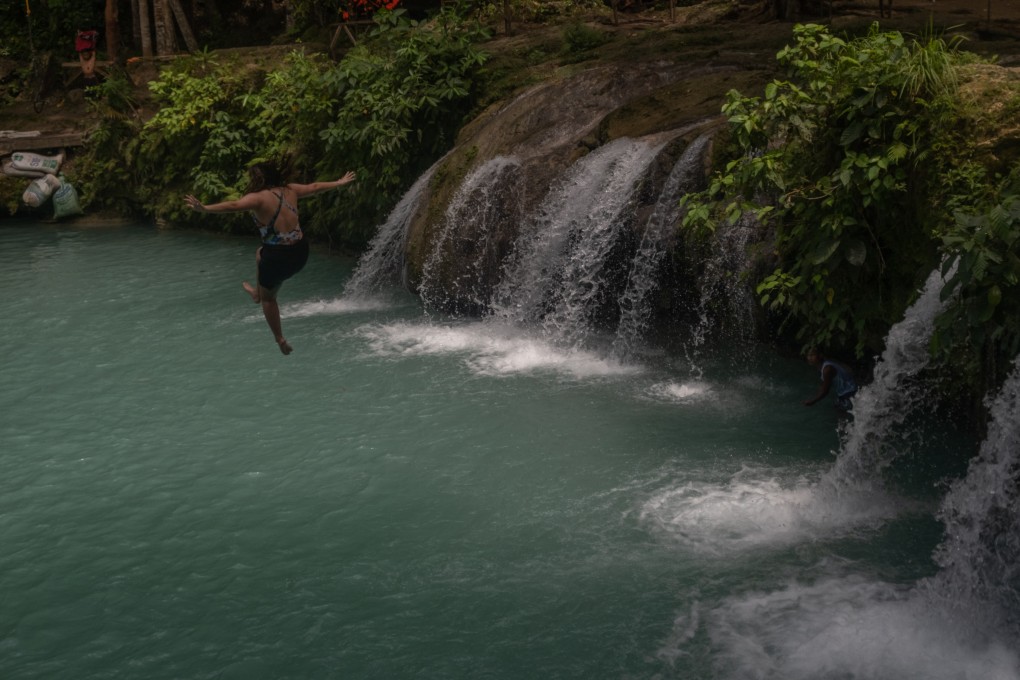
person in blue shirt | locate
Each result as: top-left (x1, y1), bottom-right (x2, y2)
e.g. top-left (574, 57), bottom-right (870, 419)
top-left (802, 348), bottom-right (858, 411)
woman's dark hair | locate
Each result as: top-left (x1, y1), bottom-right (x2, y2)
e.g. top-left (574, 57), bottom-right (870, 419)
top-left (246, 154), bottom-right (294, 193)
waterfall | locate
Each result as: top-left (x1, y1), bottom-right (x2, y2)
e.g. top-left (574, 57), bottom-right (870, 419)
top-left (417, 156), bottom-right (523, 313)
top-left (686, 212), bottom-right (757, 366)
top-left (343, 166), bottom-right (437, 298)
top-left (612, 133), bottom-right (711, 359)
top-left (824, 263), bottom-right (958, 489)
top-left (491, 137), bottom-right (665, 347)
top-left (924, 354), bottom-right (1020, 633)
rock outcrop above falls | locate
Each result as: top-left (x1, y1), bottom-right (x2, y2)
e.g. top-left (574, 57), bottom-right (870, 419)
top-left (402, 58), bottom-right (764, 312)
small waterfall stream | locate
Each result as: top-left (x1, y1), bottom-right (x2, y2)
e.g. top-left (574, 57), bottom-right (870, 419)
top-left (343, 164), bottom-right (439, 298)
top-left (490, 136), bottom-right (667, 346)
top-left (418, 156), bottom-right (523, 313)
top-left (925, 354), bottom-right (1020, 633)
top-left (824, 263), bottom-right (958, 490)
top-left (612, 133), bottom-right (711, 359)
top-left (690, 214), bottom-right (756, 355)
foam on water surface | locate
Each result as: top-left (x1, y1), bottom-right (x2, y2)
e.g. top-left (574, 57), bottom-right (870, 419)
top-left (640, 465), bottom-right (924, 555)
top-left (357, 319), bottom-right (643, 379)
top-left (691, 575), bottom-right (1020, 680)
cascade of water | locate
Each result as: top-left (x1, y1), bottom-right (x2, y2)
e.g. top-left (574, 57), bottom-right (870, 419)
top-left (924, 354), bottom-right (1020, 633)
top-left (823, 262), bottom-right (958, 489)
top-left (417, 156), bottom-right (522, 312)
top-left (611, 133), bottom-right (712, 360)
top-left (491, 137), bottom-right (664, 346)
top-left (685, 212), bottom-right (757, 367)
top-left (343, 166), bottom-right (438, 298)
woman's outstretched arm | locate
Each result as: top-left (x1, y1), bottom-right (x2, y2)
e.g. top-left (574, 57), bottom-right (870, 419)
top-left (289, 171), bottom-right (357, 199)
top-left (184, 192), bottom-right (263, 214)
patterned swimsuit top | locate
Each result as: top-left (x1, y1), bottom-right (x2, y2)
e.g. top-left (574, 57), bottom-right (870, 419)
top-left (253, 189), bottom-right (302, 245)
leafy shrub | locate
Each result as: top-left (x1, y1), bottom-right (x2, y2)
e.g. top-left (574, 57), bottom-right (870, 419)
top-left (76, 7), bottom-right (488, 250)
top-left (1, 0), bottom-right (101, 57)
top-left (562, 22), bottom-right (608, 54)
top-left (315, 6), bottom-right (489, 244)
top-left (682, 23), bottom-right (968, 355)
top-left (75, 72), bottom-right (143, 215)
top-left (935, 194), bottom-right (1020, 364)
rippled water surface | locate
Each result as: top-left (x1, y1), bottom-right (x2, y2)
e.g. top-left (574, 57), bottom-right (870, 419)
top-left (1, 224), bottom-right (1014, 679)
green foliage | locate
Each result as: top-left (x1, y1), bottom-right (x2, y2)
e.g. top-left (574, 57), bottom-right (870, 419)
top-left (935, 195), bottom-right (1020, 361)
top-left (0, 174), bottom-right (24, 216)
top-left (682, 23), bottom-right (967, 354)
top-left (134, 50), bottom-right (260, 228)
top-left (561, 22), bottom-right (608, 56)
top-left (2, 0), bottom-right (102, 56)
top-left (315, 6), bottom-right (489, 244)
top-left (74, 6), bottom-right (488, 249)
top-left (75, 72), bottom-right (143, 215)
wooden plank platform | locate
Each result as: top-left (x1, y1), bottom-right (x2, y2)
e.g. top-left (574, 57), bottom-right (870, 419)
top-left (0, 132), bottom-right (84, 157)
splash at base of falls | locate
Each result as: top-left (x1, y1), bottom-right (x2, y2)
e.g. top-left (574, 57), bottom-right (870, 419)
top-left (684, 575), bottom-right (1020, 680)
top-left (826, 263), bottom-right (957, 490)
top-left (924, 354), bottom-right (1020, 635)
top-left (639, 465), bottom-right (926, 556)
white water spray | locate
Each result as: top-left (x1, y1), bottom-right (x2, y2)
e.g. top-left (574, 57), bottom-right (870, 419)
top-left (492, 137), bottom-right (665, 346)
top-left (924, 354), bottom-right (1020, 633)
top-left (418, 156), bottom-right (522, 312)
top-left (343, 165), bottom-right (438, 298)
top-left (686, 212), bottom-right (757, 365)
top-left (612, 133), bottom-right (711, 359)
top-left (825, 263), bottom-right (958, 489)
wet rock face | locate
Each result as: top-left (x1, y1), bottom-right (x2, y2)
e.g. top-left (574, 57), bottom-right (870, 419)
top-left (404, 60), bottom-right (731, 309)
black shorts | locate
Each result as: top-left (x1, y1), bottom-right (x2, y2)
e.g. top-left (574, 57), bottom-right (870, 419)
top-left (258, 239), bottom-right (309, 290)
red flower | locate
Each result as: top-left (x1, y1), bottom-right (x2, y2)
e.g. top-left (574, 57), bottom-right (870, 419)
top-left (340, 0), bottom-right (400, 20)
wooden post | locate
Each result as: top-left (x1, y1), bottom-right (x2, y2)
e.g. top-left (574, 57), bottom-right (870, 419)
top-left (670, 0), bottom-right (675, 23)
top-left (105, 0), bottom-right (119, 61)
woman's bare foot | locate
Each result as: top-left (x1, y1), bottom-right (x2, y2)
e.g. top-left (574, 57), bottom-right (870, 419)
top-left (277, 338), bottom-right (293, 355)
top-left (243, 281), bottom-right (261, 303)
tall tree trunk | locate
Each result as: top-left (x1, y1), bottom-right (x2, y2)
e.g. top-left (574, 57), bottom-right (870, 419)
top-left (153, 0), bottom-right (177, 56)
top-left (503, 0), bottom-right (511, 36)
top-left (105, 0), bottom-right (120, 61)
top-left (131, 0), bottom-right (141, 51)
top-left (168, 0), bottom-right (198, 51)
top-left (138, 0), bottom-right (154, 57)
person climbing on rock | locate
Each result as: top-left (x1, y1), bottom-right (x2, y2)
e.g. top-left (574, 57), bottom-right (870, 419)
top-left (802, 347), bottom-right (858, 411)
top-left (184, 155), bottom-right (356, 355)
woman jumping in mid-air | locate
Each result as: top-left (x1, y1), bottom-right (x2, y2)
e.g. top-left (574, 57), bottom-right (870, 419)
top-left (184, 156), bottom-right (356, 355)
